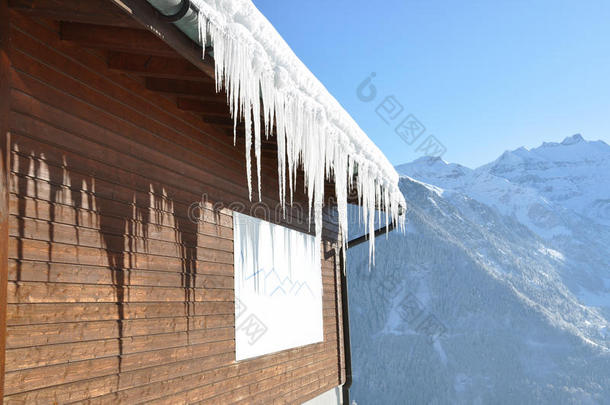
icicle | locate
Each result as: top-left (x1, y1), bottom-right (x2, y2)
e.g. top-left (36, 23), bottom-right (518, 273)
top-left (192, 0), bottom-right (406, 264)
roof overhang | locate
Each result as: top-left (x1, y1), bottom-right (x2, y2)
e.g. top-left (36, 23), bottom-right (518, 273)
top-left (12, 0), bottom-right (405, 257)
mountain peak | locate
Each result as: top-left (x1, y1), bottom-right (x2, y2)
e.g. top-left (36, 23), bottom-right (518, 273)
top-left (561, 133), bottom-right (585, 145)
top-left (411, 155), bottom-right (449, 166)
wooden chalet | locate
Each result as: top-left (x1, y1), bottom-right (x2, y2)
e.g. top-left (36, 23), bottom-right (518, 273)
top-left (0, 0), bottom-right (404, 403)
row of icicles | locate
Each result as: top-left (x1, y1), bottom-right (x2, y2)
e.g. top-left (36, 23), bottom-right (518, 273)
top-left (196, 7), bottom-right (405, 264)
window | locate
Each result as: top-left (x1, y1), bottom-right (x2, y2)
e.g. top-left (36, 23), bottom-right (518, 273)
top-left (233, 212), bottom-right (324, 360)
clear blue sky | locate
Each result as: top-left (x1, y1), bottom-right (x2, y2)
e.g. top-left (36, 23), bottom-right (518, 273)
top-left (252, 0), bottom-right (610, 168)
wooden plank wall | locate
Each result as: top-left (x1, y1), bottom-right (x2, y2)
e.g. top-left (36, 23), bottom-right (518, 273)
top-left (0, 0), bottom-right (12, 398)
top-left (3, 10), bottom-right (345, 404)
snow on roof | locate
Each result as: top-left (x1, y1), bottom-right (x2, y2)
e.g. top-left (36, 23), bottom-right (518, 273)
top-left (192, 0), bottom-right (405, 260)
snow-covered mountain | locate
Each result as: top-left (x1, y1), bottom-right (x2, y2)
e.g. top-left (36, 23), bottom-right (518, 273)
top-left (481, 134), bottom-right (610, 227)
top-left (348, 135), bottom-right (610, 404)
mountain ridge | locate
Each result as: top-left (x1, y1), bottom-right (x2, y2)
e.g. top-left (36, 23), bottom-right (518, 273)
top-left (348, 134), bottom-right (610, 404)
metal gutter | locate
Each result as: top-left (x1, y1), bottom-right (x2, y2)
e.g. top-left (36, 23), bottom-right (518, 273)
top-left (342, 211), bottom-right (404, 403)
top-left (146, 0), bottom-right (201, 44)
top-left (339, 247), bottom-right (352, 405)
top-left (346, 222), bottom-right (397, 249)
top-left (341, 225), bottom-right (395, 405)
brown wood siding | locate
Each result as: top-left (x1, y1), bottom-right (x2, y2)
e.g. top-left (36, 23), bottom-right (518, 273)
top-left (0, 0), bottom-right (12, 398)
top-left (3, 10), bottom-right (345, 404)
